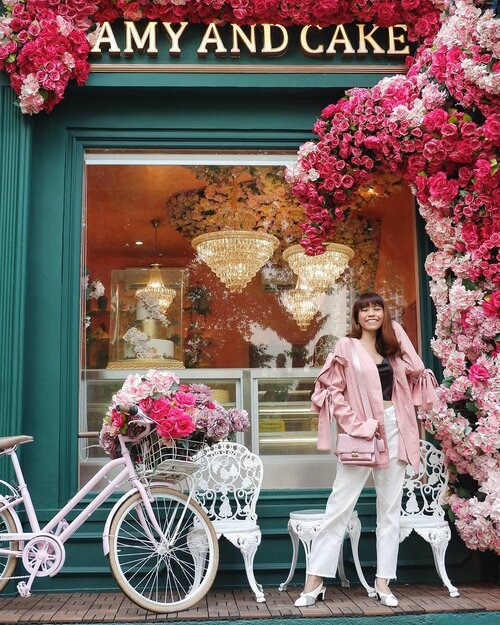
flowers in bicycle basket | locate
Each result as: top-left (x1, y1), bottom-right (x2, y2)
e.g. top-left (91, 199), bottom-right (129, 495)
top-left (99, 369), bottom-right (250, 460)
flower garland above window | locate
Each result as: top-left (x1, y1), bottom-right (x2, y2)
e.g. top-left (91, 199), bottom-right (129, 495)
top-left (0, 1), bottom-right (446, 115)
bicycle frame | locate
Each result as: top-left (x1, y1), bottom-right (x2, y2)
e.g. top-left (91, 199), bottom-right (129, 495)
top-left (0, 427), bottom-right (171, 562)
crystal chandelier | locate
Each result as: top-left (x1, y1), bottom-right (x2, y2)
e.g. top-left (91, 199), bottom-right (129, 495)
top-left (282, 243), bottom-right (354, 292)
top-left (136, 263), bottom-right (176, 311)
top-left (192, 230), bottom-right (279, 293)
top-left (135, 221), bottom-right (176, 312)
top-left (280, 281), bottom-right (324, 331)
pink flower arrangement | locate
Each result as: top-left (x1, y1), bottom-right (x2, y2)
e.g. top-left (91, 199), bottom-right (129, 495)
top-left (286, 0), bottom-right (500, 554)
top-left (99, 369), bottom-right (250, 460)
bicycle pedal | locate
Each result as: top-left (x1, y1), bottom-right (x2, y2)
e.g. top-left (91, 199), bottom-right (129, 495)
top-left (17, 582), bottom-right (31, 598)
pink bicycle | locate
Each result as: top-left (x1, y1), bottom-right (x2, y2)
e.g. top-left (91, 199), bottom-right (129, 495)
top-left (0, 407), bottom-right (219, 613)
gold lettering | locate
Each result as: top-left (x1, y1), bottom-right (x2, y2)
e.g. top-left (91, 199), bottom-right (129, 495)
top-left (356, 24), bottom-right (385, 57)
top-left (325, 24), bottom-right (355, 58)
top-left (90, 22), bottom-right (121, 57)
top-left (299, 25), bottom-right (324, 56)
top-left (261, 24), bottom-right (288, 57)
top-left (162, 22), bottom-right (188, 57)
top-left (123, 21), bottom-right (158, 57)
top-left (197, 23), bottom-right (228, 57)
top-left (387, 24), bottom-right (410, 56)
top-left (230, 24), bottom-right (256, 57)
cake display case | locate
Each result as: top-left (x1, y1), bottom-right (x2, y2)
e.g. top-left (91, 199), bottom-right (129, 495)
top-left (107, 267), bottom-right (187, 369)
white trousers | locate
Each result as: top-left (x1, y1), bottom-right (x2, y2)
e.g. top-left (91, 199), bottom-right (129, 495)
top-left (309, 406), bottom-right (406, 580)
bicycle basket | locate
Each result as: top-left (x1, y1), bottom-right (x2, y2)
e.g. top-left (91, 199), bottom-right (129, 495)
top-left (134, 433), bottom-right (207, 482)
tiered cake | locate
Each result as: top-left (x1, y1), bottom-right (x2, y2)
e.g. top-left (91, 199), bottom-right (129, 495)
top-left (107, 300), bottom-right (184, 370)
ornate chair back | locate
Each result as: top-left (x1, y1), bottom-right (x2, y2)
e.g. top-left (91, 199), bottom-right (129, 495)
top-left (401, 439), bottom-right (449, 521)
top-left (193, 441), bottom-right (263, 527)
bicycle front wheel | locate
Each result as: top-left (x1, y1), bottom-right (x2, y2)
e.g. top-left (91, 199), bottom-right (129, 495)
top-left (108, 485), bottom-right (218, 613)
top-left (0, 508), bottom-right (19, 592)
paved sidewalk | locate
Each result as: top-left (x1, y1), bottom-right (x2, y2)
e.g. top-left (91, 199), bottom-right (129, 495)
top-left (0, 583), bottom-right (498, 623)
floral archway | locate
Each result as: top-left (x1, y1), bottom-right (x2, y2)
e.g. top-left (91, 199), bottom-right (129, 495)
top-left (1, 1), bottom-right (499, 553)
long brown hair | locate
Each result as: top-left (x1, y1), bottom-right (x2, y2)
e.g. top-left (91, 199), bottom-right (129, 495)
top-left (349, 292), bottom-right (401, 357)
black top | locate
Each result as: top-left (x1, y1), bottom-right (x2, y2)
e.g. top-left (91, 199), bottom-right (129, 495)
top-left (376, 358), bottom-right (394, 401)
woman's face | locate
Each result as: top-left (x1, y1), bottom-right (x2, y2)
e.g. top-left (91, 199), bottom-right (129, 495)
top-left (357, 302), bottom-right (384, 333)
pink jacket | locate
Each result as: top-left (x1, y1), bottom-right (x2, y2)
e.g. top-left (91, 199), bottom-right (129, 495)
top-left (312, 321), bottom-right (439, 472)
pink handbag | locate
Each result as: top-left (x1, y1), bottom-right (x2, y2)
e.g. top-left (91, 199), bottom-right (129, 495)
top-left (337, 432), bottom-right (385, 466)
top-left (336, 339), bottom-right (386, 466)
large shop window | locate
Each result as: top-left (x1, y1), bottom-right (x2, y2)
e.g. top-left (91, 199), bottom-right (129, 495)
top-left (80, 153), bottom-right (420, 489)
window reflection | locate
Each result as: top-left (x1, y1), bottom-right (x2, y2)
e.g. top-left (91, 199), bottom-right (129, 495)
top-left (81, 154), bottom-right (420, 488)
top-left (84, 159), bottom-right (418, 370)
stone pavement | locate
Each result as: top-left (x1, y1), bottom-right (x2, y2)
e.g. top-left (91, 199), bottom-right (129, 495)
top-left (0, 583), bottom-right (498, 623)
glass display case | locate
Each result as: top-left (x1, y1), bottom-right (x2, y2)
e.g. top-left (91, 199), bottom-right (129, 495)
top-left (107, 267), bottom-right (187, 369)
top-left (80, 368), bottom-right (339, 490)
top-left (255, 378), bottom-right (318, 456)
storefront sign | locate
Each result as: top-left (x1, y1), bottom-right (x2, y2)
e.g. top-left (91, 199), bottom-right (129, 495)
top-left (90, 20), bottom-right (410, 72)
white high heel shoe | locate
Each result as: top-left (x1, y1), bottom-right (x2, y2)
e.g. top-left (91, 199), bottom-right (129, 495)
top-left (294, 583), bottom-right (326, 607)
top-left (374, 580), bottom-right (398, 607)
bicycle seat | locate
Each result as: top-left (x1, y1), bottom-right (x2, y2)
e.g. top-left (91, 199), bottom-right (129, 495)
top-left (0, 435), bottom-right (34, 450)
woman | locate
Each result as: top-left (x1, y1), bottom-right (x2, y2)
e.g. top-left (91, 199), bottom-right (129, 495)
top-left (295, 292), bottom-right (439, 608)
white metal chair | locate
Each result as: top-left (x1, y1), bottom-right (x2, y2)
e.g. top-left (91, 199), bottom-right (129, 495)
top-left (278, 509), bottom-right (375, 597)
top-left (399, 439), bottom-right (459, 597)
top-left (192, 441), bottom-right (266, 603)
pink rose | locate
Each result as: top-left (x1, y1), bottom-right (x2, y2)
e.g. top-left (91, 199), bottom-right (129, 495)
top-left (173, 415), bottom-right (196, 438)
top-left (138, 397), bottom-right (155, 414)
top-left (173, 391), bottom-right (196, 407)
top-left (156, 418), bottom-right (176, 439)
top-left (482, 292), bottom-right (500, 317)
top-left (475, 159), bottom-right (492, 180)
top-left (468, 364), bottom-right (490, 384)
top-left (167, 406), bottom-right (190, 421)
top-left (150, 398), bottom-right (171, 422)
top-left (423, 109), bottom-right (448, 132)
top-left (111, 409), bottom-right (125, 429)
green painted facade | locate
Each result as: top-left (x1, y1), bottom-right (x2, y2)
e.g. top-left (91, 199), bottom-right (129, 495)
top-left (0, 27), bottom-right (490, 592)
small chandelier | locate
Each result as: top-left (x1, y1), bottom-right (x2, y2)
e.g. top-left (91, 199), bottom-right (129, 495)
top-left (192, 230), bottom-right (279, 293)
top-left (136, 263), bottom-right (176, 311)
top-left (282, 243), bottom-right (354, 292)
top-left (135, 221), bottom-right (175, 312)
top-left (280, 281), bottom-right (324, 331)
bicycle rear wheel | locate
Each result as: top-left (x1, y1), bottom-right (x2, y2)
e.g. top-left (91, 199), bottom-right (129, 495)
top-left (108, 485), bottom-right (218, 613)
top-left (0, 508), bottom-right (19, 592)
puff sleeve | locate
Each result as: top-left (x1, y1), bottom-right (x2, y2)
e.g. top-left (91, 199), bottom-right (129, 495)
top-left (312, 344), bottom-right (378, 451)
top-left (392, 321), bottom-right (439, 409)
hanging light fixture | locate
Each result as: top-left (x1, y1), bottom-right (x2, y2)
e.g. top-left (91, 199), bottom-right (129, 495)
top-left (282, 243), bottom-right (354, 292)
top-left (192, 230), bottom-right (279, 293)
top-left (136, 220), bottom-right (176, 312)
top-left (191, 174), bottom-right (279, 293)
top-left (136, 263), bottom-right (176, 311)
top-left (280, 280), bottom-right (324, 331)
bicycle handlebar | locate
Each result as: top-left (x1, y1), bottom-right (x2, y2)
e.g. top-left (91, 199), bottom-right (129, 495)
top-left (116, 404), bottom-right (155, 442)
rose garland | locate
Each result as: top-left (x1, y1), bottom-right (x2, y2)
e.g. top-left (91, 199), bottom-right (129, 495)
top-left (287, 0), bottom-right (500, 553)
top-left (0, 1), bottom-right (444, 115)
top-left (167, 165), bottom-right (387, 294)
